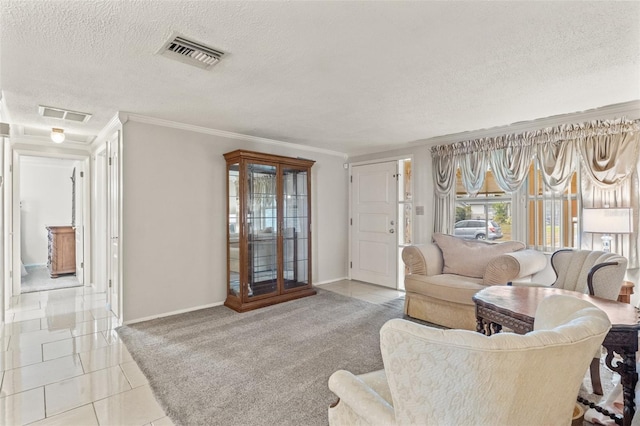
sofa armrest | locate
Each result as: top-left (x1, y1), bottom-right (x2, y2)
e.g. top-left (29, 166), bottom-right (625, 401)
top-left (401, 244), bottom-right (443, 276)
top-left (328, 370), bottom-right (396, 425)
top-left (483, 249), bottom-right (548, 285)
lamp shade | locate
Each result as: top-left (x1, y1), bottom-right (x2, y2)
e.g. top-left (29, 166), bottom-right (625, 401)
top-left (582, 208), bottom-right (633, 234)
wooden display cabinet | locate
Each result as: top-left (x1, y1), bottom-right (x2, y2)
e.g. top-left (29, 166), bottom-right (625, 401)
top-left (224, 150), bottom-right (316, 312)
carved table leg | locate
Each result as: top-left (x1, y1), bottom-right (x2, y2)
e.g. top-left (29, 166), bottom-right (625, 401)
top-left (490, 322), bottom-right (502, 335)
top-left (476, 317), bottom-right (488, 335)
top-left (605, 348), bottom-right (637, 426)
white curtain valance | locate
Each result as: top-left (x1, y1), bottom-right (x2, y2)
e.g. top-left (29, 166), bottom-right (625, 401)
top-left (431, 118), bottom-right (640, 157)
top-left (578, 131), bottom-right (640, 189)
top-left (430, 118), bottom-right (640, 245)
top-left (458, 141), bottom-right (489, 197)
top-left (536, 139), bottom-right (577, 193)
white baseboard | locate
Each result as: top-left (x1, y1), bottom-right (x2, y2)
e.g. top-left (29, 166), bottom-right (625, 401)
top-left (124, 301), bottom-right (225, 325)
top-left (314, 277), bottom-right (349, 286)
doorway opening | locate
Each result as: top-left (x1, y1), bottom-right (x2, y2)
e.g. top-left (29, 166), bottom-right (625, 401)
top-left (19, 156), bottom-right (83, 293)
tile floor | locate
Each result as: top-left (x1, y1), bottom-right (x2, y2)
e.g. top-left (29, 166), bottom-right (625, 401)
top-left (1, 280), bottom-right (401, 425)
top-left (319, 279), bottom-right (405, 304)
top-left (1, 286), bottom-right (171, 426)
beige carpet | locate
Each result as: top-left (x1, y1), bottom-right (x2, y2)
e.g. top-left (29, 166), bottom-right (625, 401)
top-left (117, 290), bottom-right (403, 426)
top-left (117, 290), bottom-right (619, 426)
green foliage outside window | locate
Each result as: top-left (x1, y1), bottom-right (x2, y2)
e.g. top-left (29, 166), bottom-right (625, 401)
top-left (493, 202), bottom-right (511, 224)
top-left (456, 205), bottom-right (471, 222)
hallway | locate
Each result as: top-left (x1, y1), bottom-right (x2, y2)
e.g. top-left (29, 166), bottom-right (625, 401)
top-left (1, 286), bottom-right (171, 425)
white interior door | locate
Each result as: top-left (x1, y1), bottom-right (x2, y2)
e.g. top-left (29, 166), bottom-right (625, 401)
top-left (73, 164), bottom-right (84, 284)
top-left (350, 162), bottom-right (398, 288)
top-left (107, 135), bottom-right (120, 318)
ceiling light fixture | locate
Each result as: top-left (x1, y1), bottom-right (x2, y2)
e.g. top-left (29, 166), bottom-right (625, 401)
top-left (50, 128), bottom-right (65, 143)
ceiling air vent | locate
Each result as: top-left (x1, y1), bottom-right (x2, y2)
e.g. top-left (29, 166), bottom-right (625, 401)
top-left (38, 105), bottom-right (92, 123)
top-left (158, 35), bottom-right (225, 70)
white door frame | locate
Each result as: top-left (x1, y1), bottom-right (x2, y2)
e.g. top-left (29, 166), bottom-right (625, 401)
top-left (105, 130), bottom-right (123, 320)
top-left (10, 147), bottom-right (91, 297)
top-left (92, 144), bottom-right (108, 294)
top-left (348, 155), bottom-right (413, 288)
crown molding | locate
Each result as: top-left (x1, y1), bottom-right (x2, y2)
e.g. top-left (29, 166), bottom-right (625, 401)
top-left (91, 112), bottom-right (125, 151)
top-left (411, 100), bottom-right (640, 148)
top-left (121, 113), bottom-right (348, 159)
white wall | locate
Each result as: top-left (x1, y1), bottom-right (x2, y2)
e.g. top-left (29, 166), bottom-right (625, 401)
top-left (122, 120), bottom-right (349, 322)
top-left (20, 156), bottom-right (75, 265)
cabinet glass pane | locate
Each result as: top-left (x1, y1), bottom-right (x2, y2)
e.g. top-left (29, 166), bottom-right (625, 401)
top-left (246, 163), bottom-right (278, 298)
top-left (228, 164), bottom-right (240, 297)
top-left (282, 168), bottom-right (309, 290)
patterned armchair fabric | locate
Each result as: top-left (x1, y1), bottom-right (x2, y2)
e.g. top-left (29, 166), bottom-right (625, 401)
top-left (328, 295), bottom-right (610, 426)
top-left (550, 249), bottom-right (627, 300)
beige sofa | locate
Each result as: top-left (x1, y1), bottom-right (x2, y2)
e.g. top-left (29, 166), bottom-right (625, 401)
top-left (402, 233), bottom-right (548, 330)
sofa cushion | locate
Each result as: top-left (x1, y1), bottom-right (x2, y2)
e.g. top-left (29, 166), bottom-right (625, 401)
top-left (405, 273), bottom-right (484, 306)
top-left (433, 233), bottom-right (525, 278)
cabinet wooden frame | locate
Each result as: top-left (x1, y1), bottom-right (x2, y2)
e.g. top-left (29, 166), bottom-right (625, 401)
top-left (46, 225), bottom-right (76, 278)
top-left (224, 150), bottom-right (316, 312)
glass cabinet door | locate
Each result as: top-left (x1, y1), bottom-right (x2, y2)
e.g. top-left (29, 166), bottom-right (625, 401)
top-left (245, 162), bottom-right (279, 300)
top-left (228, 163), bottom-right (240, 298)
top-left (282, 167), bottom-right (309, 290)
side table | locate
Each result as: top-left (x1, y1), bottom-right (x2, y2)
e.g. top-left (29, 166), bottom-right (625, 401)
top-left (473, 286), bottom-right (640, 426)
top-left (618, 281), bottom-right (635, 304)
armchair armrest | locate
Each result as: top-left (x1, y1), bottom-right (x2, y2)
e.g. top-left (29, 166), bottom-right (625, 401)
top-left (483, 249), bottom-right (548, 285)
top-left (401, 244), bottom-right (443, 276)
top-left (328, 370), bottom-right (396, 425)
top-left (588, 259), bottom-right (627, 300)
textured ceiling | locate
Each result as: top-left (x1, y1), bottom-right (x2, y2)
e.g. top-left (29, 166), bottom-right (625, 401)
top-left (1, 1), bottom-right (639, 154)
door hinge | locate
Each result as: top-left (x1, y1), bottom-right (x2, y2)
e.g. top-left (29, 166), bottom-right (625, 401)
top-left (80, 262), bottom-right (84, 269)
top-left (350, 175), bottom-right (352, 183)
top-left (350, 218), bottom-right (352, 225)
top-left (108, 279), bottom-right (112, 288)
top-left (109, 157), bottom-right (112, 166)
top-left (80, 171), bottom-right (84, 178)
top-left (9, 165), bottom-right (12, 172)
top-left (9, 271), bottom-right (12, 278)
top-left (350, 261), bottom-right (352, 268)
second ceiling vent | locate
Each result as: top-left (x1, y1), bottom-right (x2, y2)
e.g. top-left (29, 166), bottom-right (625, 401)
top-left (158, 35), bottom-right (226, 70)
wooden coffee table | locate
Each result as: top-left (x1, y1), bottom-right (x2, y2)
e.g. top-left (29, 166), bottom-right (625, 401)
top-left (473, 286), bottom-right (640, 426)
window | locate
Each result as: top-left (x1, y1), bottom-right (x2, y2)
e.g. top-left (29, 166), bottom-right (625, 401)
top-left (455, 169), bottom-right (512, 241)
top-left (526, 163), bottom-right (579, 251)
top-left (398, 158), bottom-right (412, 289)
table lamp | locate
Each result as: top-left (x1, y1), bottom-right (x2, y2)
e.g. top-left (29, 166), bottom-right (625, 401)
top-left (582, 208), bottom-right (634, 252)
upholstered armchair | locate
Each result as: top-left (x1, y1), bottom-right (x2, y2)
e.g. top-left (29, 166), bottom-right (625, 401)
top-left (545, 249), bottom-right (627, 300)
top-left (328, 295), bottom-right (611, 426)
top-left (517, 249), bottom-right (627, 395)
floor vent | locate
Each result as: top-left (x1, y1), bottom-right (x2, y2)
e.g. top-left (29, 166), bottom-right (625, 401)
top-left (158, 35), bottom-right (225, 70)
top-left (38, 105), bottom-right (92, 123)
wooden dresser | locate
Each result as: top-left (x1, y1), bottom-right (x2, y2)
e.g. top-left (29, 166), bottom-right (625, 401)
top-left (46, 226), bottom-right (76, 278)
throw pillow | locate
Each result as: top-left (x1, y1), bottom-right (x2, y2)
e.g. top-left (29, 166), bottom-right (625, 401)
top-left (432, 233), bottom-right (525, 278)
